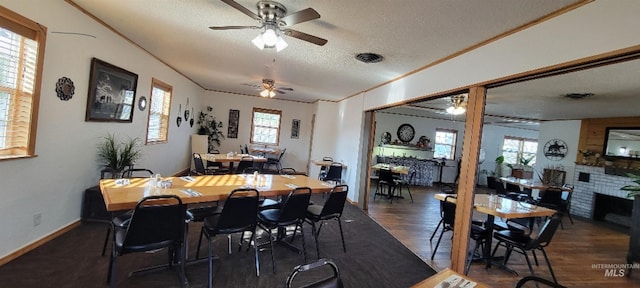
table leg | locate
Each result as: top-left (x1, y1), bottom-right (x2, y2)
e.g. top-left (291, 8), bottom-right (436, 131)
top-left (484, 215), bottom-right (495, 269)
top-left (229, 163), bottom-right (235, 174)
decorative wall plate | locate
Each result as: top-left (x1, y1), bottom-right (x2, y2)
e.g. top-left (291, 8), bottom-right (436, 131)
top-left (397, 123), bottom-right (415, 143)
top-left (55, 77), bottom-right (75, 101)
top-left (381, 131), bottom-right (392, 144)
top-left (137, 96), bottom-right (147, 111)
top-left (543, 139), bottom-right (568, 160)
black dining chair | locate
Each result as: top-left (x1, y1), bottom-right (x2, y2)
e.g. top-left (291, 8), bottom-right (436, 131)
top-left (375, 168), bottom-right (399, 203)
top-left (192, 153), bottom-right (221, 175)
top-left (431, 196), bottom-right (456, 260)
top-left (107, 195), bottom-right (186, 288)
top-left (197, 188), bottom-right (261, 288)
top-left (537, 187), bottom-right (567, 228)
top-left (235, 156), bottom-right (256, 174)
top-left (395, 171), bottom-right (415, 203)
top-left (305, 185), bottom-right (349, 258)
top-left (258, 187), bottom-right (312, 273)
top-left (264, 148), bottom-right (286, 173)
top-left (491, 215), bottom-right (562, 284)
top-left (101, 168), bottom-right (154, 256)
top-left (318, 157), bottom-right (333, 179)
top-left (205, 150), bottom-right (230, 173)
top-left (321, 162), bottom-right (343, 185)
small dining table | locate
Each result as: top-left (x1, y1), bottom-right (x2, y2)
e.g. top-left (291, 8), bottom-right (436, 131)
top-left (100, 174), bottom-right (335, 211)
top-left (499, 176), bottom-right (573, 192)
top-left (434, 193), bottom-right (556, 269)
top-left (412, 268), bottom-right (489, 288)
top-left (201, 153), bottom-right (267, 174)
top-left (370, 163), bottom-right (410, 175)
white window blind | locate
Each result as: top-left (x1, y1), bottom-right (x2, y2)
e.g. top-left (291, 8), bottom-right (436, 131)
top-left (251, 108), bottom-right (281, 145)
top-left (146, 79), bottom-right (172, 144)
top-left (0, 25), bottom-right (38, 156)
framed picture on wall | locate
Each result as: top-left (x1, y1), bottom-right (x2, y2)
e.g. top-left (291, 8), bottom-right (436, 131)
top-left (228, 109), bottom-right (239, 138)
top-left (291, 119), bottom-right (300, 139)
top-left (85, 58), bottom-right (138, 122)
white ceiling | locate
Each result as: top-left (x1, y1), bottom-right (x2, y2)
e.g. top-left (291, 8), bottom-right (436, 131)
top-left (68, 0), bottom-right (581, 104)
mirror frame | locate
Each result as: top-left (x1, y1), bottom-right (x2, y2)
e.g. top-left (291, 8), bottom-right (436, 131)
top-left (603, 126), bottom-right (640, 160)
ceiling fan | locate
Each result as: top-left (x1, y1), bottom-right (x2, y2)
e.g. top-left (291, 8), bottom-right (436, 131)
top-left (245, 78), bottom-right (293, 98)
top-left (210, 0), bottom-right (327, 51)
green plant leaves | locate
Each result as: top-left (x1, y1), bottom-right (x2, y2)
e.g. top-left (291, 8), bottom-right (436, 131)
top-left (97, 133), bottom-right (142, 172)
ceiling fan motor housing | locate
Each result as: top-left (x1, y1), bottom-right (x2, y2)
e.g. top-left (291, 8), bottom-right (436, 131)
top-left (257, 1), bottom-right (287, 24)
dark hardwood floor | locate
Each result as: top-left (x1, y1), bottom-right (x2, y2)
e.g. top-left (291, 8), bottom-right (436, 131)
top-left (365, 182), bottom-right (640, 288)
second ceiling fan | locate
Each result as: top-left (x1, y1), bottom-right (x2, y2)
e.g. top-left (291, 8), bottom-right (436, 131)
top-left (210, 0), bottom-right (328, 51)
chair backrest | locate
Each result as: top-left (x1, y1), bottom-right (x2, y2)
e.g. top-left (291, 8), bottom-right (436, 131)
top-left (530, 216), bottom-right (561, 249)
top-left (442, 196), bottom-right (456, 226)
top-left (515, 275), bottom-right (567, 288)
top-left (324, 163), bottom-right (343, 182)
top-left (193, 153), bottom-right (206, 173)
top-left (285, 258), bottom-right (343, 288)
top-left (215, 188), bottom-right (260, 234)
top-left (278, 187), bottom-right (312, 225)
top-left (277, 148), bottom-right (286, 160)
top-left (539, 188), bottom-right (563, 206)
top-left (320, 157), bottom-right (333, 171)
top-left (505, 182), bottom-right (521, 193)
top-left (280, 168), bottom-right (297, 175)
top-left (378, 168), bottom-right (395, 184)
top-left (320, 185), bottom-right (349, 218)
top-left (121, 168), bottom-right (154, 178)
top-left (495, 182), bottom-right (507, 196)
top-left (122, 195), bottom-right (186, 253)
top-left (235, 156), bottom-right (255, 174)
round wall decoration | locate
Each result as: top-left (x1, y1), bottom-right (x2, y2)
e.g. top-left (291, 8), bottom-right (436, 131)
top-left (397, 123), bottom-right (415, 143)
top-left (137, 96), bottom-right (147, 111)
top-left (381, 131), bottom-right (392, 144)
top-left (543, 139), bottom-right (568, 161)
top-left (55, 77), bottom-right (75, 101)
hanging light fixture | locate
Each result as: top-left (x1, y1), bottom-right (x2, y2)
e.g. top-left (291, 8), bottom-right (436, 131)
top-left (252, 24), bottom-right (288, 52)
top-left (446, 94), bottom-right (467, 115)
top-left (259, 79), bottom-right (277, 98)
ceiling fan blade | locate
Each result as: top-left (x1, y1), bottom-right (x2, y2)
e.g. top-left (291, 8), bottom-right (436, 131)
top-left (221, 0), bottom-right (260, 20)
top-left (280, 8), bottom-right (320, 26)
top-left (276, 89), bottom-right (287, 94)
top-left (282, 29), bottom-right (327, 46)
top-left (209, 25), bottom-right (260, 30)
top-left (279, 87), bottom-right (294, 91)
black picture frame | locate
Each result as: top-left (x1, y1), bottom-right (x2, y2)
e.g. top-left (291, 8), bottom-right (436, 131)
top-left (291, 119), bottom-right (300, 139)
top-left (85, 58), bottom-right (138, 122)
top-left (228, 109), bottom-right (239, 138)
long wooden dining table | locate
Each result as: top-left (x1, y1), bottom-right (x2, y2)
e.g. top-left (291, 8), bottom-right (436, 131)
top-left (100, 174), bottom-right (335, 211)
top-left (434, 193), bottom-right (556, 269)
top-left (200, 153), bottom-right (267, 173)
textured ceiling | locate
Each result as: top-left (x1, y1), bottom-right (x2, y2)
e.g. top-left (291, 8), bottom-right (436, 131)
top-left (68, 0), bottom-right (581, 103)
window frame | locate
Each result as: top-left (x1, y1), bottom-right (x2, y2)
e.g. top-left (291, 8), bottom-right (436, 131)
top-left (501, 136), bottom-right (538, 166)
top-left (250, 107), bottom-right (282, 145)
top-left (0, 7), bottom-right (46, 160)
top-left (145, 78), bottom-right (172, 145)
top-left (433, 128), bottom-right (458, 160)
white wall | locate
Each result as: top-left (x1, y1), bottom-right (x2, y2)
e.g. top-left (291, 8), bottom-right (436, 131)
top-left (536, 120), bottom-right (581, 186)
top-left (0, 1), bottom-right (203, 259)
top-left (333, 94), bottom-right (366, 201)
top-left (199, 91), bottom-right (313, 173)
top-left (308, 101), bottom-right (339, 179)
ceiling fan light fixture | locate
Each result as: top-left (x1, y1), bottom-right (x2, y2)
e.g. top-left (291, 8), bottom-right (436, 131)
top-left (262, 26), bottom-right (278, 46)
top-left (275, 36), bottom-right (288, 52)
top-left (446, 94), bottom-right (467, 115)
top-left (252, 34), bottom-right (265, 50)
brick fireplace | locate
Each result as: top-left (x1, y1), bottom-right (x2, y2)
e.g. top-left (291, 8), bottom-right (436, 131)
top-left (571, 165), bottom-right (636, 226)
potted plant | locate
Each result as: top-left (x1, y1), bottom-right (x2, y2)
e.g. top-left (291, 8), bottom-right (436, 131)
top-left (621, 173), bottom-right (640, 271)
top-left (486, 156), bottom-right (504, 189)
top-left (507, 154), bottom-right (535, 179)
top-left (197, 106), bottom-right (225, 152)
top-left (96, 133), bottom-right (143, 178)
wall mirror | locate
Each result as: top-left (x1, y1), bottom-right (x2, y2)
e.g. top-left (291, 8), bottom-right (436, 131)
top-left (604, 127), bottom-right (640, 159)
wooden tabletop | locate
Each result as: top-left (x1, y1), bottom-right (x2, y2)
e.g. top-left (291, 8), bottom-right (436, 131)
top-left (311, 160), bottom-right (347, 168)
top-left (201, 154), bottom-right (267, 163)
top-left (371, 163), bottom-right (410, 175)
top-left (248, 145), bottom-right (281, 155)
top-left (412, 268), bottom-right (489, 288)
top-left (100, 174), bottom-right (334, 211)
top-left (435, 193), bottom-right (556, 219)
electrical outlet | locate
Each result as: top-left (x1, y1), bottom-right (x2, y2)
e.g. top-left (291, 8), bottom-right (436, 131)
top-left (33, 213), bottom-right (41, 227)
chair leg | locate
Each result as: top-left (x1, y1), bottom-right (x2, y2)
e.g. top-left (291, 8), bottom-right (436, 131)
top-left (465, 241), bottom-right (480, 275)
top-left (337, 218), bottom-right (347, 253)
top-left (567, 211), bottom-right (574, 224)
top-left (431, 229), bottom-right (446, 260)
top-left (267, 228), bottom-right (276, 274)
top-left (300, 223), bottom-right (307, 263)
top-left (406, 184), bottom-right (414, 203)
top-left (540, 248), bottom-right (559, 284)
top-left (522, 250), bottom-right (536, 278)
top-left (102, 226), bottom-right (111, 256)
top-left (311, 221), bottom-right (321, 259)
top-left (252, 230), bottom-right (260, 277)
top-left (532, 249), bottom-right (539, 266)
top-left (430, 220), bottom-right (443, 242)
top-left (195, 226), bottom-right (205, 259)
top-left (108, 248), bottom-right (117, 288)
top-left (207, 232), bottom-right (214, 288)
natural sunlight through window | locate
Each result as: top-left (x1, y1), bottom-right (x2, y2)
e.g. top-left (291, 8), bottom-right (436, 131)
top-left (433, 129), bottom-right (457, 159)
top-left (0, 7), bottom-right (46, 159)
top-left (251, 108), bottom-right (281, 145)
top-left (146, 78), bottom-right (172, 144)
top-left (502, 136), bottom-right (538, 166)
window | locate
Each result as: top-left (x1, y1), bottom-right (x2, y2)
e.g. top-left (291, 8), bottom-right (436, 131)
top-left (251, 108), bottom-right (281, 145)
top-left (0, 8), bottom-right (46, 159)
top-left (502, 136), bottom-right (538, 166)
top-left (433, 129), bottom-right (457, 159)
top-left (146, 78), bottom-right (172, 144)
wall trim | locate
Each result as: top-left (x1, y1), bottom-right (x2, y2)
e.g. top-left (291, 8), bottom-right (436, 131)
top-left (0, 220), bottom-right (81, 267)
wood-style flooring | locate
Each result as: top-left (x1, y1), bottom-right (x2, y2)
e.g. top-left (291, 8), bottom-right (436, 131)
top-left (365, 183), bottom-right (640, 288)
